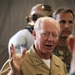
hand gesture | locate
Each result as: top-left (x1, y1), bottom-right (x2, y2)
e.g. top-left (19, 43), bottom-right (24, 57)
top-left (8, 44), bottom-right (26, 75)
top-left (67, 35), bottom-right (75, 74)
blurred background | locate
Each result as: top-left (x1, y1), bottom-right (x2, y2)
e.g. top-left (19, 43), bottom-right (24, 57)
top-left (0, 0), bottom-right (75, 69)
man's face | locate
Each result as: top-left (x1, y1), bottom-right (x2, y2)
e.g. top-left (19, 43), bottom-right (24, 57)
top-left (55, 12), bottom-right (74, 38)
top-left (33, 20), bottom-right (59, 56)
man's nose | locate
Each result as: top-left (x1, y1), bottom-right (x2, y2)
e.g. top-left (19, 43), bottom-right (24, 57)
top-left (65, 22), bottom-right (69, 28)
top-left (48, 34), bottom-right (54, 41)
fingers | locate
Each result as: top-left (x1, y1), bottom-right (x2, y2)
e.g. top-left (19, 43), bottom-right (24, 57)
top-left (9, 44), bottom-right (26, 59)
top-left (9, 57), bottom-right (15, 70)
top-left (9, 44), bottom-right (15, 58)
top-left (9, 57), bottom-right (20, 72)
top-left (21, 48), bottom-right (26, 58)
top-left (8, 44), bottom-right (26, 73)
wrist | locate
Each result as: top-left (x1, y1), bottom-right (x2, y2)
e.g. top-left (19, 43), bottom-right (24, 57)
top-left (7, 69), bottom-right (21, 75)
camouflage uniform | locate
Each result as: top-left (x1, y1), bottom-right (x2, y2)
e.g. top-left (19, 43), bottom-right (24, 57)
top-left (53, 45), bottom-right (72, 72)
top-left (67, 73), bottom-right (75, 75)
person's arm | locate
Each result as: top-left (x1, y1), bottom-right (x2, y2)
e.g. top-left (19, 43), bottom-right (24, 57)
top-left (8, 30), bottom-right (26, 54)
top-left (67, 35), bottom-right (75, 74)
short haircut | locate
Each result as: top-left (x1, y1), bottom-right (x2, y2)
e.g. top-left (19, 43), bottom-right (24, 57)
top-left (52, 7), bottom-right (74, 20)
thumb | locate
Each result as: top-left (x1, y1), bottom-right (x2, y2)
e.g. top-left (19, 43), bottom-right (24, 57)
top-left (21, 48), bottom-right (26, 58)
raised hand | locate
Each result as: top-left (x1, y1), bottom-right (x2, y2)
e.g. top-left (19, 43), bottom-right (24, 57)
top-left (8, 44), bottom-right (26, 75)
top-left (67, 35), bottom-right (75, 74)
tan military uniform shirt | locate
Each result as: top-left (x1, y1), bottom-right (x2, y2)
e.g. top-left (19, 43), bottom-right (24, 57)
top-left (0, 45), bottom-right (67, 75)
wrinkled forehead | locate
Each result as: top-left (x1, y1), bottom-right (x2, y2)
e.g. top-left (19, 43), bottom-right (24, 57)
top-left (34, 17), bottom-right (60, 34)
top-left (40, 19), bottom-right (59, 30)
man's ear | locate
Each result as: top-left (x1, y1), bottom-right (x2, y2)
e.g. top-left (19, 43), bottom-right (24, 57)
top-left (32, 30), bottom-right (36, 40)
top-left (67, 35), bottom-right (74, 53)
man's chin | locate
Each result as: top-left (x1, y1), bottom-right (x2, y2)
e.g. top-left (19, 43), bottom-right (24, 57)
top-left (60, 34), bottom-right (70, 38)
top-left (43, 51), bottom-right (52, 55)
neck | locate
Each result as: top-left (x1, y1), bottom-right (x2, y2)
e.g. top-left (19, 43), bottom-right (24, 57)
top-left (41, 54), bottom-right (51, 59)
top-left (34, 45), bottom-right (51, 59)
top-left (38, 51), bottom-right (51, 59)
top-left (36, 49), bottom-right (51, 59)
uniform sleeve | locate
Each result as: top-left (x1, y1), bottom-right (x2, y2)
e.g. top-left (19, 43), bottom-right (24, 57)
top-left (0, 59), bottom-right (22, 75)
top-left (8, 29), bottom-right (27, 54)
top-left (0, 60), bottom-right (11, 75)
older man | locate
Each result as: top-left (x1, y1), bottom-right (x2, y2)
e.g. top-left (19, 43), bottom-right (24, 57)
top-left (0, 17), bottom-right (67, 75)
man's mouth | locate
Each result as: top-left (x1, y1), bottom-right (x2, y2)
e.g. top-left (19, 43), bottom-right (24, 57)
top-left (62, 30), bottom-right (71, 34)
top-left (45, 45), bottom-right (53, 48)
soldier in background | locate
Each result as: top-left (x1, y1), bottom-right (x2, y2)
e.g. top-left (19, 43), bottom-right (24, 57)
top-left (52, 7), bottom-right (74, 72)
top-left (8, 4), bottom-right (53, 54)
